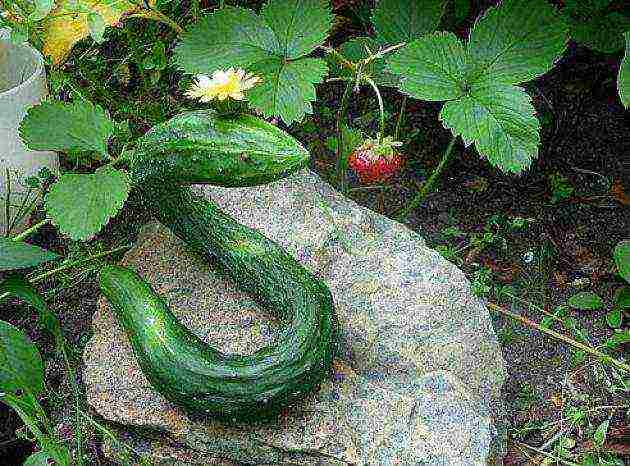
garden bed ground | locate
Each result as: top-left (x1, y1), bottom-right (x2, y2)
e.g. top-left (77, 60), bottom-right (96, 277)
top-left (1, 2), bottom-right (629, 464)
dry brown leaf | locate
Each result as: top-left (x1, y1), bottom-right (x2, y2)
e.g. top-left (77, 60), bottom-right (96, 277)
top-left (611, 179), bottom-right (630, 205)
top-left (42, 0), bottom-right (147, 65)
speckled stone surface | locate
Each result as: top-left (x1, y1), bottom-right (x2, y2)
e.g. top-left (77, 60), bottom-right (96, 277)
top-left (84, 169), bottom-right (507, 465)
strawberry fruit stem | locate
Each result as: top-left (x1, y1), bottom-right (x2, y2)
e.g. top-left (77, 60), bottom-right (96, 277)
top-left (396, 134), bottom-right (458, 221)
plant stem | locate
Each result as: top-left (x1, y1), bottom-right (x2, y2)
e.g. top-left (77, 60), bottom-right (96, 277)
top-left (488, 302), bottom-right (630, 374)
top-left (320, 46), bottom-right (356, 73)
top-left (396, 134), bottom-right (458, 221)
top-left (131, 9), bottom-right (184, 35)
top-left (335, 81), bottom-right (354, 194)
top-left (58, 341), bottom-right (84, 466)
top-left (12, 218), bottom-right (50, 242)
top-left (0, 244), bottom-right (131, 302)
top-left (394, 95), bottom-right (407, 141)
top-left (516, 442), bottom-right (580, 466)
top-left (364, 77), bottom-right (385, 142)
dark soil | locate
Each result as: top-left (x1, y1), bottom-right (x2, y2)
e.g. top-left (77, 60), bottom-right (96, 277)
top-left (1, 1), bottom-right (629, 465)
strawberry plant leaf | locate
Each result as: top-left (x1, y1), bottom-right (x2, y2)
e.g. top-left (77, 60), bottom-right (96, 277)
top-left (175, 2), bottom-right (332, 125)
top-left (248, 57), bottom-right (328, 125)
top-left (0, 320), bottom-right (44, 398)
top-left (42, 0), bottom-right (146, 64)
top-left (0, 239), bottom-right (58, 272)
top-left (614, 240), bottom-right (630, 283)
top-left (563, 0), bottom-right (630, 53)
top-left (262, 0), bottom-right (332, 59)
top-left (620, 33), bottom-right (630, 109)
top-left (372, 0), bottom-right (445, 45)
top-left (387, 31), bottom-right (469, 101)
top-left (440, 81), bottom-right (540, 173)
top-left (329, 37), bottom-right (400, 87)
top-left (567, 292), bottom-right (604, 310)
top-left (467, 0), bottom-right (568, 84)
top-left (174, 7), bottom-right (278, 73)
top-left (45, 166), bottom-right (130, 241)
top-left (19, 100), bottom-right (115, 158)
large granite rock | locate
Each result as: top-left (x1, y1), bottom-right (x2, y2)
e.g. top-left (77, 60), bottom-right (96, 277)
top-left (84, 170), bottom-right (506, 465)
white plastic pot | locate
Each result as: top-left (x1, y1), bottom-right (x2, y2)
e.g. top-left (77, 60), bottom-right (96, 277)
top-left (0, 32), bottom-right (58, 236)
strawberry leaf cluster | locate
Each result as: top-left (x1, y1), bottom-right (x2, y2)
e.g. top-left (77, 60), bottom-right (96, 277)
top-left (387, 0), bottom-right (569, 174)
top-left (174, 0), bottom-right (333, 125)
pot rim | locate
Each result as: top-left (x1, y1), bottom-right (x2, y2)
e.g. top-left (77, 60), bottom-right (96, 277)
top-left (0, 40), bottom-right (45, 99)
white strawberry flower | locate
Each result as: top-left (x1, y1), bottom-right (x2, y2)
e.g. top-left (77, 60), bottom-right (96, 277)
top-left (185, 68), bottom-right (261, 102)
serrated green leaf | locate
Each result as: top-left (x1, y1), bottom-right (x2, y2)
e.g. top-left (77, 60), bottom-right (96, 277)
top-left (563, 1), bottom-right (630, 53)
top-left (174, 7), bottom-right (277, 73)
top-left (387, 32), bottom-right (469, 101)
top-left (567, 291), bottom-right (604, 310)
top-left (440, 82), bottom-right (540, 173)
top-left (372, 0), bottom-right (444, 45)
top-left (614, 240), bottom-right (630, 283)
top-left (175, 2), bottom-right (332, 125)
top-left (19, 100), bottom-right (114, 157)
top-left (45, 166), bottom-right (130, 241)
top-left (0, 239), bottom-right (59, 272)
top-left (0, 320), bottom-right (44, 398)
top-left (620, 32), bottom-right (630, 108)
top-left (248, 58), bottom-right (328, 125)
top-left (0, 277), bottom-right (62, 342)
top-left (262, 0), bottom-right (332, 59)
top-left (329, 37), bottom-right (400, 87)
top-left (467, 0), bottom-right (568, 84)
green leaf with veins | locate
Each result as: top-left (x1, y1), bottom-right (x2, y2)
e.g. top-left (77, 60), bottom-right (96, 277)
top-left (0, 320), bottom-right (44, 398)
top-left (19, 100), bottom-right (114, 157)
top-left (372, 0), bottom-right (445, 45)
top-left (0, 239), bottom-right (58, 272)
top-left (0, 276), bottom-right (63, 342)
top-left (174, 7), bottom-right (277, 73)
top-left (174, 0), bottom-right (332, 125)
top-left (45, 166), bottom-right (130, 241)
top-left (567, 292), bottom-right (604, 310)
top-left (563, 0), bottom-right (630, 53)
top-left (248, 58), bottom-right (328, 125)
top-left (467, 0), bottom-right (568, 84)
top-left (328, 37), bottom-right (400, 87)
top-left (385, 0), bottom-right (568, 174)
top-left (619, 32), bottom-right (630, 108)
top-left (262, 0), bottom-right (332, 59)
top-left (387, 31), bottom-right (469, 101)
top-left (440, 80), bottom-right (540, 173)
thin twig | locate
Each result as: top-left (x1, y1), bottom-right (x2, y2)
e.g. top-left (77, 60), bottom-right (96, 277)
top-left (488, 303), bottom-right (630, 373)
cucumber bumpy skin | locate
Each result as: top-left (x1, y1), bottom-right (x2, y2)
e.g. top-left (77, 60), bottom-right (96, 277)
top-left (129, 110), bottom-right (310, 187)
top-left (100, 183), bottom-right (336, 420)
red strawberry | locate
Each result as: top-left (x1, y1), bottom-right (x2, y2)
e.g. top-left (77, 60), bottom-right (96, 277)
top-left (348, 137), bottom-right (403, 184)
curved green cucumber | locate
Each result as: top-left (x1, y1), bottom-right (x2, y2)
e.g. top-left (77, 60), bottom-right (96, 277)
top-left (100, 183), bottom-right (336, 420)
top-left (129, 110), bottom-right (309, 187)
